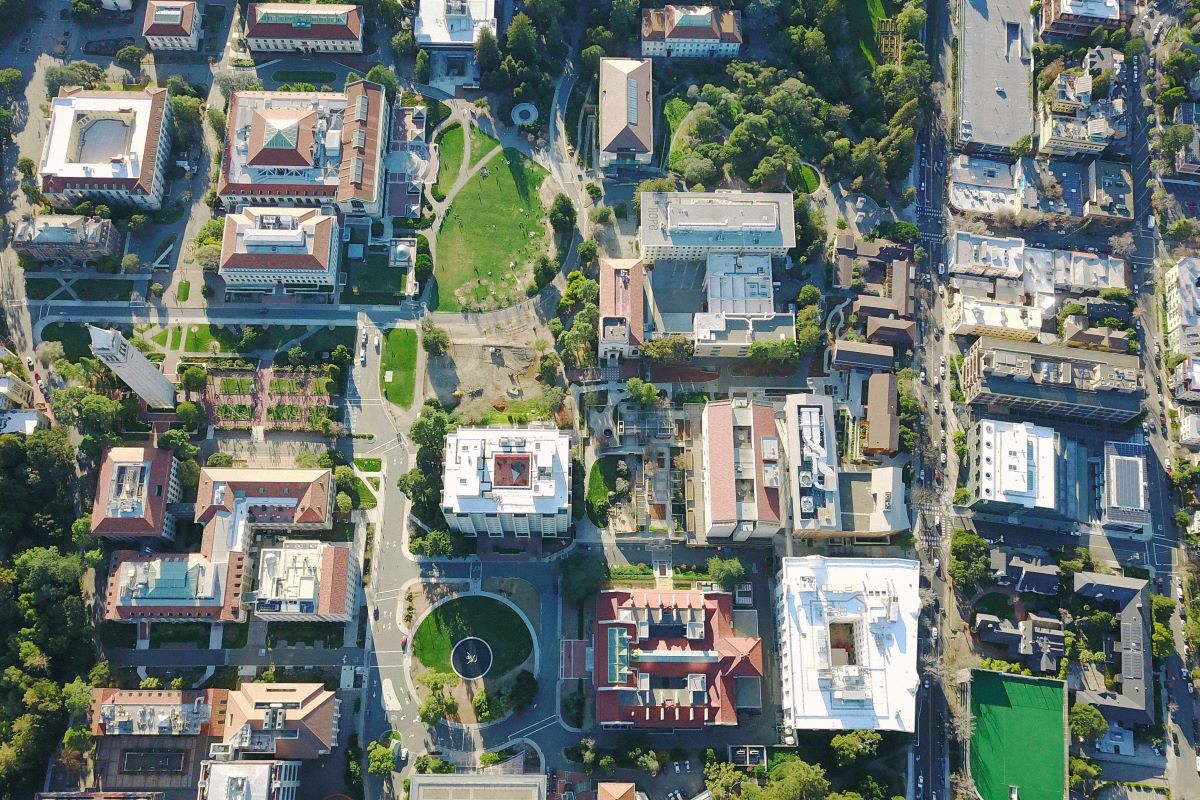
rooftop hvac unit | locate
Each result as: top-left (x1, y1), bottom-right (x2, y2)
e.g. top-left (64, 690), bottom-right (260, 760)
top-left (798, 471), bottom-right (813, 488)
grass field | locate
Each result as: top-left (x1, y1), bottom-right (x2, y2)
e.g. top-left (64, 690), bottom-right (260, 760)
top-left (434, 124), bottom-right (465, 200)
top-left (301, 326), bottom-right (355, 359)
top-left (970, 671), bottom-right (1065, 800)
top-left (24, 277), bottom-right (61, 299)
top-left (434, 147), bottom-right (548, 311)
top-left (794, 164), bottom-right (820, 193)
top-left (973, 592), bottom-right (1014, 619)
top-left (413, 595), bottom-right (533, 677)
top-left (40, 322), bottom-right (91, 361)
top-left (379, 328), bottom-right (417, 408)
top-left (272, 69), bottom-right (337, 86)
top-left (169, 327), bottom-right (183, 349)
top-left (72, 279), bottom-right (133, 301)
top-left (355, 458), bottom-right (382, 472)
top-left (219, 377), bottom-right (254, 394)
top-left (149, 621), bottom-right (211, 649)
top-left (848, 0), bottom-right (892, 65)
top-left (469, 127), bottom-right (502, 167)
top-left (586, 456), bottom-right (622, 527)
top-left (350, 475), bottom-right (377, 509)
top-left (150, 328), bottom-right (169, 347)
top-left (176, 280), bottom-right (191, 302)
top-left (346, 249), bottom-right (406, 304)
top-left (185, 324), bottom-right (236, 353)
top-left (664, 97), bottom-right (691, 140)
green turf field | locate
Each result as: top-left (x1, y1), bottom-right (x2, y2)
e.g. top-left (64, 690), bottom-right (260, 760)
top-left (970, 671), bottom-right (1066, 800)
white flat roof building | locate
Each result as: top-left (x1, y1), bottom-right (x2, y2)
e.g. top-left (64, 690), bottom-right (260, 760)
top-left (0, 409), bottom-right (48, 436)
top-left (640, 191), bottom-right (795, 261)
top-left (199, 760), bottom-right (301, 800)
top-left (693, 253), bottom-right (796, 358)
top-left (441, 427), bottom-right (572, 538)
top-left (948, 295), bottom-right (1043, 341)
top-left (782, 394), bottom-right (841, 533)
top-left (254, 540), bottom-right (357, 622)
top-left (946, 155), bottom-right (1021, 216)
top-left (775, 556), bottom-right (919, 732)
top-left (415, 0), bottom-right (496, 48)
top-left (408, 775), bottom-right (547, 800)
top-left (956, 0), bottom-right (1033, 155)
top-left (971, 419), bottom-right (1057, 510)
top-left (39, 88), bottom-right (171, 210)
top-left (1166, 258), bottom-right (1200, 355)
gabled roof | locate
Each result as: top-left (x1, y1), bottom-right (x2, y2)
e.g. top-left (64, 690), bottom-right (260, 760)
top-left (599, 59), bottom-right (653, 155)
top-left (338, 81), bottom-right (386, 204)
top-left (223, 683), bottom-right (337, 759)
top-left (143, 0), bottom-right (197, 36)
top-left (642, 5), bottom-right (742, 44)
top-left (196, 467), bottom-right (331, 525)
top-left (246, 3), bottom-right (362, 41)
top-left (90, 446), bottom-right (177, 538)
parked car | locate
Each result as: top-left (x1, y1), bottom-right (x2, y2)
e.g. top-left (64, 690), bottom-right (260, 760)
top-left (673, 762), bottom-right (680, 774)
top-left (24, 356), bottom-right (33, 369)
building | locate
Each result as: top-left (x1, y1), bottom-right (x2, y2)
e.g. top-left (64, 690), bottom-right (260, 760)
top-left (964, 419), bottom-right (1059, 515)
top-left (12, 215), bottom-right (119, 265)
top-left (440, 427), bottom-right (572, 538)
top-left (384, 105), bottom-right (429, 219)
top-left (1166, 257), bottom-right (1200, 354)
top-left (1085, 159), bottom-right (1134, 221)
top-left (947, 295), bottom-right (1043, 340)
top-left (1174, 103), bottom-right (1200, 176)
top-left (1037, 64), bottom-right (1126, 157)
top-left (0, 371), bottom-right (33, 409)
top-left (960, 336), bottom-right (1143, 423)
top-left (88, 325), bottom-right (177, 409)
top-left (775, 557), bottom-right (919, 731)
top-left (105, 468), bottom-right (332, 623)
top-left (253, 540), bottom-right (357, 622)
top-left (640, 6), bottom-right (741, 58)
top-left (989, 549), bottom-right (1062, 595)
top-left (639, 191), bottom-right (795, 262)
top-left (143, 0), bottom-right (201, 50)
top-left (1174, 356), bottom-right (1200, 402)
top-left (852, 256), bottom-right (913, 322)
top-left (693, 253), bottom-right (795, 358)
top-left (592, 588), bottom-right (763, 729)
top-left (90, 687), bottom-right (226, 737)
top-left (219, 83), bottom-right (388, 216)
top-left (831, 340), bottom-right (893, 372)
top-left (955, 0), bottom-right (1033, 156)
top-left (0, 409), bottom-right (48, 435)
top-left (219, 207), bottom-right (339, 294)
top-left (212, 683), bottom-right (339, 759)
top-left (832, 235), bottom-right (912, 290)
top-left (89, 446), bottom-right (181, 541)
top-left (598, 258), bottom-right (645, 364)
top-left (1101, 441), bottom-right (1151, 533)
top-left (1041, 0), bottom-right (1121, 36)
top-left (199, 761), bottom-right (302, 800)
top-left (39, 87), bottom-right (171, 211)
top-left (1184, 412), bottom-right (1200, 447)
top-left (865, 317), bottom-right (916, 347)
top-left (599, 58), bottom-right (654, 170)
top-left (37, 795), bottom-right (163, 800)
top-left (598, 785), bottom-right (648, 800)
top-left (1073, 572), bottom-right (1154, 727)
top-left (975, 612), bottom-right (1066, 673)
top-left (696, 399), bottom-right (781, 542)
top-left (245, 3), bottom-right (363, 52)
top-left (864, 373), bottom-right (899, 457)
top-left (408, 775), bottom-right (546, 800)
top-left (1060, 315), bottom-right (1129, 353)
top-left (946, 155), bottom-right (1022, 216)
top-left (415, 0), bottom-right (495, 49)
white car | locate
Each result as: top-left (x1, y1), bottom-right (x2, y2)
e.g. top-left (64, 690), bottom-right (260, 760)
top-left (374, 335), bottom-right (380, 350)
top-left (932, 627), bottom-right (939, 642)
top-left (673, 762), bottom-right (680, 774)
top-left (24, 356), bottom-right (33, 369)
top-left (934, 558), bottom-right (941, 572)
top-left (940, 452), bottom-right (947, 466)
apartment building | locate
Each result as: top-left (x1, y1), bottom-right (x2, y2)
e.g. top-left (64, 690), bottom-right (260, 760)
top-left (90, 687), bottom-right (226, 737)
top-left (415, 0), bottom-right (495, 49)
top-left (253, 540), bottom-right (357, 622)
top-left (143, 0), bottom-right (201, 50)
top-left (1041, 0), bottom-right (1121, 36)
top-left (598, 257), bottom-right (645, 363)
top-left (1174, 102), bottom-right (1200, 176)
top-left (961, 336), bottom-right (1143, 423)
top-left (0, 371), bottom-right (33, 409)
top-left (639, 191), bottom-right (795, 262)
top-left (964, 419), bottom-right (1065, 518)
top-left (39, 87), bottom-right (171, 211)
top-left (219, 206), bottom-right (339, 294)
top-left (12, 215), bottom-right (119, 265)
top-left (1037, 65), bottom-right (1126, 157)
top-left (640, 5), bottom-right (742, 58)
top-left (440, 427), bottom-right (572, 538)
top-left (947, 294), bottom-right (1043, 340)
top-left (695, 399), bottom-right (781, 542)
top-left (1172, 355), bottom-right (1200, 402)
top-left (245, 3), bottom-right (363, 52)
top-left (89, 446), bottom-right (181, 541)
top-left (219, 82), bottom-right (388, 216)
top-left (1101, 441), bottom-right (1151, 534)
top-left (599, 58), bottom-right (654, 169)
top-left (1166, 257), bottom-right (1200, 354)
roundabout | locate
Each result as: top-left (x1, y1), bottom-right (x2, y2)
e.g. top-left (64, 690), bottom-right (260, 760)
top-left (411, 594), bottom-right (534, 682)
top-left (450, 636), bottom-right (493, 680)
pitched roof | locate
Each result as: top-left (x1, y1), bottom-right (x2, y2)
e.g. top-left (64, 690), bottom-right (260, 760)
top-left (220, 207), bottom-right (336, 273)
top-left (865, 372), bottom-right (899, 453)
top-left (90, 446), bottom-right (176, 538)
top-left (599, 257), bottom-right (645, 348)
top-left (246, 3), bottom-right (362, 41)
top-left (598, 785), bottom-right (637, 800)
top-left (143, 0), bottom-right (197, 36)
top-left (599, 59), bottom-right (653, 155)
top-left (247, 108), bottom-right (317, 167)
top-left (338, 81), bottom-right (386, 205)
top-left (641, 5), bottom-right (742, 44)
top-left (196, 467), bottom-right (331, 526)
top-left (223, 683), bottom-right (337, 759)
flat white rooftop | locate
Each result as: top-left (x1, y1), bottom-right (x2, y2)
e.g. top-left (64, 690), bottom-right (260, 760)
top-left (640, 191), bottom-right (796, 252)
top-left (975, 418), bottom-right (1057, 509)
top-left (955, 295), bottom-right (1043, 333)
top-left (442, 427), bottom-right (571, 516)
top-left (776, 556), bottom-right (919, 732)
top-left (41, 92), bottom-right (156, 181)
top-left (1049, 0), bottom-right (1119, 22)
top-left (958, 0), bottom-right (1033, 150)
top-left (415, 0), bottom-right (495, 47)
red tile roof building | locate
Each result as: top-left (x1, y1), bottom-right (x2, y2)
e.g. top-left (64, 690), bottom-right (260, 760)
top-left (641, 6), bottom-right (742, 58)
top-left (219, 206), bottom-right (339, 294)
top-left (254, 540), bottom-right (358, 622)
top-left (593, 588), bottom-right (763, 729)
top-left (90, 446), bottom-right (181, 541)
top-left (698, 399), bottom-right (782, 542)
top-left (598, 258), bottom-right (645, 364)
top-left (90, 687), bottom-right (228, 737)
top-left (143, 0), bottom-right (201, 50)
top-left (245, 3), bottom-right (363, 53)
top-left (217, 683), bottom-right (339, 760)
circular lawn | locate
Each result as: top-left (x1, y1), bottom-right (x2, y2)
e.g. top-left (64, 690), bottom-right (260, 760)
top-left (412, 595), bottom-right (533, 680)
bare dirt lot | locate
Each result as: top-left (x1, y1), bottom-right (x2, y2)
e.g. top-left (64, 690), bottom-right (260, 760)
top-left (425, 340), bottom-right (543, 419)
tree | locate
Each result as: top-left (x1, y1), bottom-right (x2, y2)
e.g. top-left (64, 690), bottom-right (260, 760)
top-left (636, 749), bottom-right (661, 776)
top-left (170, 94), bottom-right (203, 149)
top-left (365, 65), bottom-right (400, 101)
top-left (421, 318), bottom-right (450, 355)
top-left (415, 49), bottom-right (432, 83)
top-left (748, 338), bottom-right (799, 368)
top-left (159, 428), bottom-right (199, 461)
top-left (1010, 134), bottom-right (1033, 158)
top-left (409, 401), bottom-right (457, 451)
top-left (560, 553), bottom-right (608, 604)
top-left (625, 377), bottom-right (660, 407)
top-left (949, 528), bottom-right (991, 592)
top-left (509, 669), bottom-right (538, 712)
top-left (707, 555), bottom-right (746, 590)
top-left (175, 401), bottom-right (204, 431)
top-left (581, 44), bottom-right (604, 77)
top-left (139, 676), bottom-right (163, 690)
top-left (538, 352), bottom-right (561, 384)
top-left (642, 334), bottom-right (694, 364)
top-left (831, 729), bottom-right (882, 766)
top-left (1098, 287), bottom-right (1133, 304)
top-left (180, 365), bottom-right (207, 393)
top-left (797, 284), bottom-right (822, 306)
top-left (704, 761), bottom-right (742, 800)
top-left (598, 754), bottom-right (616, 775)
top-left (367, 740), bottom-right (396, 775)
top-left (0, 67), bottom-right (23, 94)
top-left (62, 677), bottom-right (92, 717)
top-left (336, 491), bottom-right (353, 515)
top-left (549, 193), bottom-right (577, 233)
top-left (149, 282), bottom-right (165, 298)
top-left (116, 45), bottom-right (146, 68)
top-left (953, 487), bottom-right (972, 505)
top-left (16, 157), bottom-right (35, 179)
top-left (577, 239), bottom-right (598, 265)
top-left (610, 0), bottom-right (640, 39)
top-left (475, 25), bottom-right (500, 75)
top-left (45, 61), bottom-right (106, 98)
top-left (1153, 620), bottom-right (1176, 658)
top-left (62, 725), bottom-right (92, 753)
top-left (207, 452), bottom-right (233, 467)
top-left (506, 13), bottom-right (539, 62)
top-left (1069, 702), bottom-right (1107, 743)
top-left (120, 253), bottom-right (142, 274)
top-left (214, 71), bottom-right (263, 101)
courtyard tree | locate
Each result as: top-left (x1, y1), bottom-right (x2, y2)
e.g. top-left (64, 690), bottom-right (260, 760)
top-left (707, 555), bottom-right (746, 590)
top-left (474, 26), bottom-right (500, 75)
top-left (830, 729), bottom-right (881, 766)
top-left (175, 401), bottom-right (204, 431)
top-left (1069, 702), bottom-right (1107, 743)
top-left (625, 377), bottom-right (660, 407)
top-left (335, 492), bottom-right (353, 515)
top-left (415, 49), bottom-right (432, 83)
top-left (121, 254), bottom-right (141, 273)
top-left (159, 428), bottom-right (200, 461)
top-left (366, 740), bottom-right (395, 775)
top-left (180, 365), bottom-right (208, 393)
top-left (365, 65), bottom-right (400, 101)
top-left (560, 552), bottom-right (608, 604)
top-left (641, 334), bottom-right (694, 364)
top-left (115, 46), bottom-right (146, 69)
top-left (549, 193), bottom-right (577, 233)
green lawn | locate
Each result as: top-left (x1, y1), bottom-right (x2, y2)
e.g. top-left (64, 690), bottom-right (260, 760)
top-left (270, 378), bottom-right (302, 394)
top-left (586, 456), bottom-right (622, 527)
top-left (346, 249), bottom-right (406, 304)
top-left (413, 595), bottom-right (533, 677)
top-left (350, 475), bottom-right (377, 509)
top-left (40, 322), bottom-right (91, 361)
top-left (848, 0), bottom-right (891, 65)
top-left (379, 327), bottom-right (417, 409)
top-left (169, 327), bottom-right (183, 349)
top-left (469, 127), bottom-right (502, 168)
top-left (267, 404), bottom-right (301, 420)
top-left (149, 622), bottom-right (211, 649)
top-left (970, 671), bottom-right (1065, 800)
top-left (72, 279), bottom-right (133, 301)
top-left (301, 326), bottom-right (356, 359)
top-left (176, 280), bottom-right (191, 302)
top-left (24, 277), bottom-right (62, 299)
top-left (222, 623), bottom-right (249, 649)
top-left (974, 592), bottom-right (1015, 619)
top-left (185, 323), bottom-right (237, 353)
top-left (664, 97), bottom-right (691, 140)
top-left (434, 124), bottom-right (465, 200)
top-left (272, 69), bottom-right (337, 85)
top-left (355, 458), bottom-right (382, 472)
top-left (150, 328), bottom-right (169, 347)
top-left (217, 404), bottom-right (253, 419)
top-left (794, 164), bottom-right (820, 193)
top-left (219, 376), bottom-right (254, 394)
top-left (434, 148), bottom-right (548, 312)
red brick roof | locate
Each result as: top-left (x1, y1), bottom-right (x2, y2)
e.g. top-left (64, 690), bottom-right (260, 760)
top-left (599, 257), bottom-right (644, 348)
top-left (196, 467), bottom-right (331, 526)
top-left (89, 446), bottom-right (176, 539)
top-left (89, 687), bottom-right (228, 736)
top-left (337, 80), bottom-right (385, 205)
top-left (246, 3), bottom-right (362, 41)
top-left (143, 0), bottom-right (197, 37)
top-left (317, 545), bottom-right (350, 617)
top-left (641, 6), bottom-right (742, 44)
